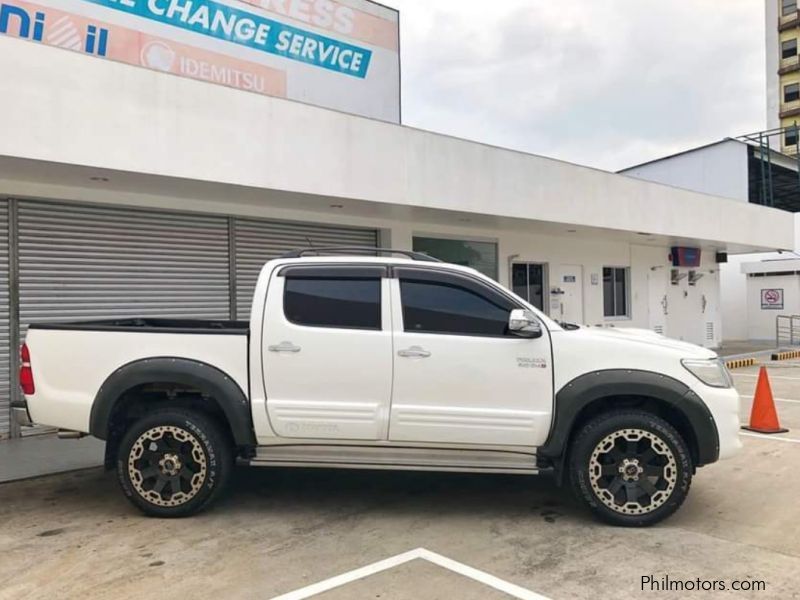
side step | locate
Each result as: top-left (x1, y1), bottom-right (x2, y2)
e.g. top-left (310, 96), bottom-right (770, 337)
top-left (248, 444), bottom-right (538, 475)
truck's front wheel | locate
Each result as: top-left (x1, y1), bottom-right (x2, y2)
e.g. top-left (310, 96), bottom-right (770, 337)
top-left (117, 408), bottom-right (233, 518)
top-left (569, 410), bottom-right (692, 527)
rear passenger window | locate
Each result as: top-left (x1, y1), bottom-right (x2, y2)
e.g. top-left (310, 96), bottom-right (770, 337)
top-left (284, 277), bottom-right (381, 330)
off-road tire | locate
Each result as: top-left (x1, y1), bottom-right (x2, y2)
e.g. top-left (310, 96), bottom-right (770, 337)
top-left (117, 408), bottom-right (233, 518)
top-left (569, 410), bottom-right (692, 527)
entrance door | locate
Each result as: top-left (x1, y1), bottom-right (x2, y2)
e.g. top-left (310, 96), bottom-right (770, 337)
top-left (667, 271), bottom-right (692, 343)
top-left (511, 263), bottom-right (546, 311)
top-left (554, 265), bottom-right (584, 324)
top-left (388, 267), bottom-right (554, 447)
top-left (262, 265), bottom-right (393, 440)
top-left (647, 268), bottom-right (668, 337)
top-left (696, 270), bottom-right (720, 347)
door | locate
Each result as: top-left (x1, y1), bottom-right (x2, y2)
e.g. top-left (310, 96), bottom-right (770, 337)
top-left (511, 262), bottom-right (546, 312)
top-left (647, 268), bottom-right (668, 337)
top-left (388, 267), bottom-right (554, 447)
top-left (696, 270), bottom-right (720, 347)
top-left (554, 265), bottom-right (584, 324)
top-left (667, 271), bottom-right (693, 343)
top-left (262, 265), bottom-right (393, 440)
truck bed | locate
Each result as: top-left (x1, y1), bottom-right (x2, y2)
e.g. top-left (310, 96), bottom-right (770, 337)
top-left (28, 318), bottom-right (249, 335)
top-left (24, 319), bottom-right (250, 433)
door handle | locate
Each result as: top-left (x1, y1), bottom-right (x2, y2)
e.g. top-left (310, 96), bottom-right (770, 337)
top-left (268, 341), bottom-right (301, 354)
top-left (397, 346), bottom-right (431, 359)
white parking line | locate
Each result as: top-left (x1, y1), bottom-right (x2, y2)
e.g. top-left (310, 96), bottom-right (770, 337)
top-left (776, 398), bottom-right (800, 405)
top-left (740, 432), bottom-right (800, 444)
top-left (738, 397), bottom-right (800, 405)
top-left (269, 547), bottom-right (551, 600)
top-left (734, 373), bottom-right (800, 381)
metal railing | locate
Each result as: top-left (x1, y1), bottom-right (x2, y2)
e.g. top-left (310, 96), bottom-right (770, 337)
top-left (776, 315), bottom-right (800, 347)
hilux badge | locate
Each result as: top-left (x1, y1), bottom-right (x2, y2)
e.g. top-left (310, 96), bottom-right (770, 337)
top-left (517, 357), bottom-right (547, 369)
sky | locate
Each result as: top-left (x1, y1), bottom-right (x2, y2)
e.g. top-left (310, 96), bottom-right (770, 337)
top-left (381, 0), bottom-right (767, 172)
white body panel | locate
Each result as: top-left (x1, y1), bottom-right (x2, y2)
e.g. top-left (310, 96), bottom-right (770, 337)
top-left (550, 326), bottom-right (742, 460)
top-left (23, 328), bottom-right (248, 433)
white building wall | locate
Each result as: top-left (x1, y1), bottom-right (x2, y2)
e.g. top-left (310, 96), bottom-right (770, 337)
top-left (747, 275), bottom-right (800, 340)
top-left (620, 140), bottom-right (750, 202)
top-left (720, 255), bottom-right (757, 341)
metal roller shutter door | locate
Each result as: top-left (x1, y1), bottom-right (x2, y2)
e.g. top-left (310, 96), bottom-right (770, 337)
top-left (234, 218), bottom-right (378, 318)
top-left (18, 200), bottom-right (231, 333)
top-left (0, 201), bottom-right (10, 437)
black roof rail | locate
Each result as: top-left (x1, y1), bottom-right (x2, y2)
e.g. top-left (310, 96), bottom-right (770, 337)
top-left (280, 247), bottom-right (442, 262)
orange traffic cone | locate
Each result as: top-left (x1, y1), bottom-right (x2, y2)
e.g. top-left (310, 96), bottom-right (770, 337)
top-left (742, 367), bottom-right (789, 434)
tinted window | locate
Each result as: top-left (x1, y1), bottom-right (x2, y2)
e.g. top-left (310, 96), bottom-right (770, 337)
top-left (512, 263), bottom-right (545, 310)
top-left (783, 39), bottom-right (798, 59)
top-left (784, 0), bottom-right (797, 16)
top-left (603, 267), bottom-right (629, 318)
top-left (785, 83), bottom-right (800, 103)
top-left (786, 128), bottom-right (799, 146)
top-left (400, 278), bottom-right (513, 336)
top-left (284, 278), bottom-right (381, 330)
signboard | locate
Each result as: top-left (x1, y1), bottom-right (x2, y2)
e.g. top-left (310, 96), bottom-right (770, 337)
top-left (0, 0), bottom-right (400, 121)
top-left (761, 288), bottom-right (784, 310)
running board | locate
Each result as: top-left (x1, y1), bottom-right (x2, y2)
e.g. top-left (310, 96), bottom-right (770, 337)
top-left (247, 445), bottom-right (538, 474)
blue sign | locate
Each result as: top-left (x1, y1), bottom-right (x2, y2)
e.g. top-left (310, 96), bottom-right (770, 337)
top-left (82, 0), bottom-right (372, 78)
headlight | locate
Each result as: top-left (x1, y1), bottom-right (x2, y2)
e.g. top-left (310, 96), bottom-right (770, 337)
top-left (681, 358), bottom-right (734, 388)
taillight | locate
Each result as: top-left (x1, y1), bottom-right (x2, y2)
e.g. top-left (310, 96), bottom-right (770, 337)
top-left (20, 343), bottom-right (34, 395)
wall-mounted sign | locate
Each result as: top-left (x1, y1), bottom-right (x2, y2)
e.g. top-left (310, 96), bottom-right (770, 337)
top-left (670, 246), bottom-right (701, 268)
top-left (761, 288), bottom-right (784, 310)
top-left (590, 273), bottom-right (599, 286)
top-left (563, 275), bottom-right (576, 283)
top-left (0, 0), bottom-right (400, 121)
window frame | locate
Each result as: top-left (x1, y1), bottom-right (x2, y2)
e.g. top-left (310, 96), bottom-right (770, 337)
top-left (784, 82), bottom-right (800, 103)
top-left (786, 127), bottom-right (799, 147)
top-left (395, 267), bottom-right (526, 339)
top-left (511, 261), bottom-right (548, 312)
top-left (602, 266), bottom-right (631, 320)
top-left (783, 38), bottom-right (798, 60)
top-left (411, 235), bottom-right (500, 280)
top-left (280, 264), bottom-right (386, 332)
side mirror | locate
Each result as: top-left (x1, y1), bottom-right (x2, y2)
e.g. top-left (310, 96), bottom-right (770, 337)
top-left (508, 309), bottom-right (543, 338)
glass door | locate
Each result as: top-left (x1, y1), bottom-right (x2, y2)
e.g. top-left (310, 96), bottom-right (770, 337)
top-left (512, 263), bottom-right (546, 312)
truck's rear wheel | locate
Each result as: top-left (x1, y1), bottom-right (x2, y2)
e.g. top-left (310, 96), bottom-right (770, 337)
top-left (117, 408), bottom-right (233, 518)
top-left (569, 410), bottom-right (692, 527)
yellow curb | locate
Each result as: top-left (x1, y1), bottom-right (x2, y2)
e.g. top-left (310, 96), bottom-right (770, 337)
top-left (725, 357), bottom-right (757, 370)
top-left (771, 349), bottom-right (800, 361)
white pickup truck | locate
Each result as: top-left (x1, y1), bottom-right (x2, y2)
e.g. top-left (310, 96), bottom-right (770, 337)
top-left (13, 249), bottom-right (741, 526)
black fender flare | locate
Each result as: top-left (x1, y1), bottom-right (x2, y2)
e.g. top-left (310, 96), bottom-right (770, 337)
top-left (89, 357), bottom-right (256, 447)
top-left (539, 369), bottom-right (720, 466)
